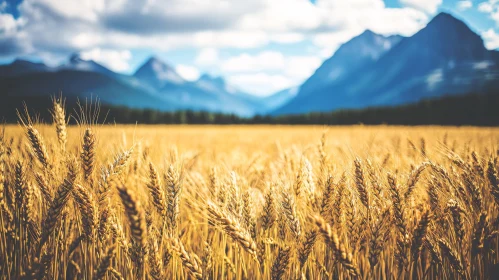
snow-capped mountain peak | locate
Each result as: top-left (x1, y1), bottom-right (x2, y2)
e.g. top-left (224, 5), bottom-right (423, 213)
top-left (133, 56), bottom-right (185, 90)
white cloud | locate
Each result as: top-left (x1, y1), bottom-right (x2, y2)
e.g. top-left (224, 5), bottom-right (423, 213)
top-left (221, 51), bottom-right (321, 79)
top-left (456, 1), bottom-right (473, 11)
top-left (482, 28), bottom-right (499, 49)
top-left (219, 51), bottom-right (321, 94)
top-left (4, 0), bottom-right (432, 60)
top-left (361, 7), bottom-right (428, 36)
top-left (67, 31), bottom-right (269, 52)
top-left (238, 0), bottom-right (321, 32)
top-left (478, 0), bottom-right (499, 25)
top-left (400, 0), bottom-right (442, 14)
top-left (0, 13), bottom-right (25, 34)
top-left (176, 64), bottom-right (201, 81)
top-left (192, 31), bottom-right (269, 49)
top-left (33, 0), bottom-right (104, 22)
top-left (80, 48), bottom-right (132, 71)
top-left (311, 5), bottom-right (427, 53)
top-left (318, 47), bottom-right (335, 59)
top-left (227, 73), bottom-right (294, 96)
top-left (285, 56), bottom-right (322, 79)
top-left (271, 33), bottom-right (305, 44)
top-left (222, 51), bottom-right (285, 72)
top-left (195, 48), bottom-right (219, 66)
top-left (72, 33), bottom-right (102, 49)
top-left (478, 1), bottom-right (494, 13)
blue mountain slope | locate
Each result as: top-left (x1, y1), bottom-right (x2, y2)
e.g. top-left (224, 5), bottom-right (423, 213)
top-left (196, 74), bottom-right (276, 113)
top-left (274, 12), bottom-right (499, 115)
top-left (0, 70), bottom-right (180, 110)
top-left (0, 59), bottom-right (53, 77)
top-left (132, 59), bottom-right (267, 115)
top-left (298, 30), bottom-right (402, 99)
top-left (263, 88), bottom-right (299, 110)
top-left (0, 56), bottom-right (267, 115)
top-left (133, 57), bottom-right (186, 91)
top-left (155, 74), bottom-right (262, 116)
top-left (59, 54), bottom-right (121, 79)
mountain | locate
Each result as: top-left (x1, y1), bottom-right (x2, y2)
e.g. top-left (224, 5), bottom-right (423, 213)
top-left (196, 74), bottom-right (298, 112)
top-left (0, 55), bottom-right (265, 116)
top-left (58, 54), bottom-right (122, 79)
top-left (298, 30), bottom-right (402, 98)
top-left (133, 57), bottom-right (186, 91)
top-left (131, 58), bottom-right (265, 115)
top-left (0, 57), bottom-right (291, 116)
top-left (197, 74), bottom-right (235, 94)
top-left (263, 88), bottom-right (299, 110)
top-left (0, 55), bottom-right (182, 112)
top-left (0, 59), bottom-right (52, 77)
top-left (274, 12), bottom-right (499, 115)
top-left (0, 70), bottom-right (180, 111)
top-left (151, 73), bottom-right (263, 116)
top-left (196, 74), bottom-right (278, 113)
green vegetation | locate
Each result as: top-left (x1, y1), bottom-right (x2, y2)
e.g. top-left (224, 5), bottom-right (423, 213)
top-left (1, 91), bottom-right (498, 125)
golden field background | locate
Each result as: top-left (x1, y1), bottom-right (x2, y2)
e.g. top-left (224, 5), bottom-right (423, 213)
top-left (1, 116), bottom-right (499, 279)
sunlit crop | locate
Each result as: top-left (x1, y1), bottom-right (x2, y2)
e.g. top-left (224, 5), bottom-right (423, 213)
top-left (1, 101), bottom-right (498, 279)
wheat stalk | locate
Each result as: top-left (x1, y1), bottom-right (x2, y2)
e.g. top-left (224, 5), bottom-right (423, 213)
top-left (51, 98), bottom-right (67, 152)
top-left (314, 215), bottom-right (359, 277)
top-left (280, 189), bottom-right (301, 240)
top-left (81, 128), bottom-right (96, 182)
top-left (25, 125), bottom-right (50, 168)
top-left (93, 245), bottom-right (116, 280)
top-left (147, 162), bottom-right (166, 216)
top-left (169, 238), bottom-right (203, 280)
top-left (39, 159), bottom-right (77, 248)
top-left (165, 164), bottom-right (181, 236)
top-left (207, 201), bottom-right (258, 261)
top-left (271, 245), bottom-right (291, 280)
top-left (117, 185), bottom-right (147, 278)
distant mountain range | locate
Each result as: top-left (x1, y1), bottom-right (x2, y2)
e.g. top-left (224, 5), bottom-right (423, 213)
top-left (1, 12), bottom-right (499, 117)
top-left (274, 12), bottom-right (499, 115)
top-left (0, 54), bottom-right (294, 116)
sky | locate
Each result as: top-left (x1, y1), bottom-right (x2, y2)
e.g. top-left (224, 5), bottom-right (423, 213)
top-left (1, 0), bottom-right (499, 96)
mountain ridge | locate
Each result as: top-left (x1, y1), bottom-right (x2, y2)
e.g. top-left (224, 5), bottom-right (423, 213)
top-left (296, 29), bottom-right (403, 100)
top-left (0, 54), bottom-right (295, 115)
top-left (273, 12), bottom-right (499, 115)
top-left (133, 56), bottom-right (186, 91)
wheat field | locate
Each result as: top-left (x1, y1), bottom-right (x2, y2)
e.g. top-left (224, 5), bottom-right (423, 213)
top-left (1, 102), bottom-right (499, 279)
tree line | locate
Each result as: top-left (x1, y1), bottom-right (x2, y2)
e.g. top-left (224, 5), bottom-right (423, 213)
top-left (1, 91), bottom-right (498, 126)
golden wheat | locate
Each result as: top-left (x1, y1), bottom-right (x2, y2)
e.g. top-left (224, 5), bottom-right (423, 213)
top-left (1, 104), bottom-right (499, 279)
